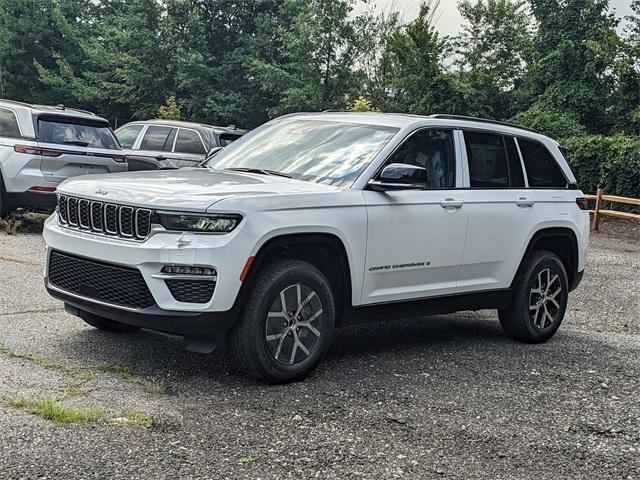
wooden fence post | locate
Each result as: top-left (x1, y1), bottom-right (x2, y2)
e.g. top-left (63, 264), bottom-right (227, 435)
top-left (592, 188), bottom-right (603, 231)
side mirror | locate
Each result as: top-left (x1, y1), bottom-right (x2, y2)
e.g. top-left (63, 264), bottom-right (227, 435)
top-left (368, 163), bottom-right (428, 191)
top-left (200, 146), bottom-right (224, 167)
top-left (206, 146), bottom-right (223, 158)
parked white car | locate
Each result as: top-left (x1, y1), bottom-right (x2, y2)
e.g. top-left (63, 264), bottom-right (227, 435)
top-left (43, 112), bottom-right (589, 383)
top-left (0, 99), bottom-right (126, 216)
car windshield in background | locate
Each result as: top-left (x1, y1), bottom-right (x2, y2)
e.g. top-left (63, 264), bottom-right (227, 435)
top-left (38, 118), bottom-right (119, 150)
top-left (205, 119), bottom-right (398, 186)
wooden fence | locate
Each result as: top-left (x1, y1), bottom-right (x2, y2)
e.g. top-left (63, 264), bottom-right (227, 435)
top-left (585, 188), bottom-right (640, 231)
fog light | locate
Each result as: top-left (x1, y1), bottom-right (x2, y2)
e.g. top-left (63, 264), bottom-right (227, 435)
top-left (161, 265), bottom-right (216, 276)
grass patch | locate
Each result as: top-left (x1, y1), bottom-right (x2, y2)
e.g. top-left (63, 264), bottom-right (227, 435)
top-left (8, 395), bottom-right (103, 425)
top-left (113, 409), bottom-right (157, 428)
top-left (94, 363), bottom-right (136, 381)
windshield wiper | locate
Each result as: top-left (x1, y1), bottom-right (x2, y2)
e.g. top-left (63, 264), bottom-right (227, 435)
top-left (61, 141), bottom-right (90, 147)
top-left (223, 167), bottom-right (291, 178)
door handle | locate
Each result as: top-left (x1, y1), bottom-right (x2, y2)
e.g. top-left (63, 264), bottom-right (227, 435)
top-left (155, 155), bottom-right (166, 161)
top-left (440, 198), bottom-right (464, 209)
top-left (515, 197), bottom-right (534, 207)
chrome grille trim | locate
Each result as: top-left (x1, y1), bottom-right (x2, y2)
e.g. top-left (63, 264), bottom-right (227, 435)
top-left (57, 195), bottom-right (153, 241)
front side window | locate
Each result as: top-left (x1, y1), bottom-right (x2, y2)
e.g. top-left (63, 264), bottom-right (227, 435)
top-left (205, 119), bottom-right (398, 187)
top-left (384, 129), bottom-right (455, 188)
top-left (174, 129), bottom-right (206, 155)
top-left (115, 124), bottom-right (143, 149)
top-left (519, 139), bottom-right (567, 188)
top-left (140, 126), bottom-right (176, 151)
top-left (0, 109), bottom-right (21, 138)
top-left (465, 131), bottom-right (510, 188)
top-left (38, 117), bottom-right (119, 149)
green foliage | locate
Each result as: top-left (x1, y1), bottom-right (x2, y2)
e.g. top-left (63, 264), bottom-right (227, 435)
top-left (157, 96), bottom-right (182, 120)
top-left (561, 135), bottom-right (640, 201)
top-left (347, 96), bottom-right (381, 112)
top-left (510, 103), bottom-right (586, 139)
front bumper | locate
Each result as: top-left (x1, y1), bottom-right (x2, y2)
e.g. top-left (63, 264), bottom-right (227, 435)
top-left (43, 214), bottom-right (256, 332)
top-left (48, 283), bottom-right (238, 337)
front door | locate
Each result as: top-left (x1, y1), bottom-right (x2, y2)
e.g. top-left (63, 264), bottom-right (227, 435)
top-left (362, 128), bottom-right (469, 305)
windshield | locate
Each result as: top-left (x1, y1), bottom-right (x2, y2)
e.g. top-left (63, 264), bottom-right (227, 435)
top-left (204, 118), bottom-right (398, 186)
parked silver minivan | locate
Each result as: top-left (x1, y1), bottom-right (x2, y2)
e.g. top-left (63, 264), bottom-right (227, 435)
top-left (0, 99), bottom-right (126, 216)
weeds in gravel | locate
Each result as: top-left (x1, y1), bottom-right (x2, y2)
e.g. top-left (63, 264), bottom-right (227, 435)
top-left (113, 409), bottom-right (157, 428)
top-left (237, 456), bottom-right (258, 466)
top-left (8, 395), bottom-right (104, 425)
top-left (0, 218), bottom-right (23, 235)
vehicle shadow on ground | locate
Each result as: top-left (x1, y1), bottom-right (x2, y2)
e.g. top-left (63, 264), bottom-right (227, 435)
top-left (54, 312), bottom-right (541, 389)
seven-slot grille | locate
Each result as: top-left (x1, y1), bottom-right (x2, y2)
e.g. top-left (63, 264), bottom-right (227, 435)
top-left (48, 251), bottom-right (155, 310)
top-left (57, 195), bottom-right (152, 240)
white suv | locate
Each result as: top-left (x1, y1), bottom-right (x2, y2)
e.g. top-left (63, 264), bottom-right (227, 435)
top-left (0, 100), bottom-right (126, 216)
top-left (43, 113), bottom-right (589, 383)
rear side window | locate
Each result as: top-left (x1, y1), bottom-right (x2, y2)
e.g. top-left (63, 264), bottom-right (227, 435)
top-left (140, 126), bottom-right (175, 151)
top-left (518, 139), bottom-right (567, 188)
top-left (115, 124), bottom-right (143, 148)
top-left (174, 129), bottom-right (206, 155)
top-left (465, 131), bottom-right (509, 188)
top-left (0, 109), bottom-right (21, 138)
top-left (219, 133), bottom-right (242, 146)
top-left (38, 118), bottom-right (119, 149)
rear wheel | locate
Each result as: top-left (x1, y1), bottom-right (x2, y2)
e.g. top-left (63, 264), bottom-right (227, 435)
top-left (77, 309), bottom-right (141, 333)
top-left (499, 250), bottom-right (568, 343)
top-left (229, 259), bottom-right (335, 384)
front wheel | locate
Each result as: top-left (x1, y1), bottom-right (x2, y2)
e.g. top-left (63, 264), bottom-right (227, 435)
top-left (229, 259), bottom-right (335, 384)
top-left (499, 250), bottom-right (568, 343)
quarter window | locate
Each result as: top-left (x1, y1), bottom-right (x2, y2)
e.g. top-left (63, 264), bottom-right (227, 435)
top-left (464, 131), bottom-right (509, 188)
top-left (505, 136), bottom-right (525, 187)
top-left (140, 126), bottom-right (175, 151)
top-left (174, 129), bottom-right (206, 155)
top-left (0, 109), bottom-right (21, 138)
top-left (518, 139), bottom-right (567, 188)
top-left (385, 129), bottom-right (455, 189)
top-left (115, 124), bottom-right (143, 149)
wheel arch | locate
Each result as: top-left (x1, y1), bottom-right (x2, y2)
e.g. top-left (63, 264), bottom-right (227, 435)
top-left (236, 232), bottom-right (354, 325)
top-left (512, 227), bottom-right (580, 291)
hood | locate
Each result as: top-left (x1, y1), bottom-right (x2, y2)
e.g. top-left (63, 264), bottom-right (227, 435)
top-left (57, 168), bottom-right (340, 212)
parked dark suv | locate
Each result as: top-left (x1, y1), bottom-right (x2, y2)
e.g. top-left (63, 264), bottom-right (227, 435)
top-left (115, 119), bottom-right (247, 171)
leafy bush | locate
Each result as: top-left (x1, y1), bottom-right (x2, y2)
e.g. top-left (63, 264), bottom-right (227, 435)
top-left (510, 104), bottom-right (586, 140)
top-left (561, 135), bottom-right (640, 204)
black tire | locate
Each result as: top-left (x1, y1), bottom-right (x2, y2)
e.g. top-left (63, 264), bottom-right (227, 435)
top-left (0, 176), bottom-right (9, 218)
top-left (499, 250), bottom-right (568, 343)
top-left (78, 310), bottom-right (141, 333)
top-left (229, 259), bottom-right (335, 384)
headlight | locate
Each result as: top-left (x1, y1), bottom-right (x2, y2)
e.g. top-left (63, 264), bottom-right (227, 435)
top-left (157, 213), bottom-right (242, 233)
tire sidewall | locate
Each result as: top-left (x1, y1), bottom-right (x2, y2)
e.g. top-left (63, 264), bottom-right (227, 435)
top-left (519, 254), bottom-right (568, 342)
top-left (247, 262), bottom-right (335, 381)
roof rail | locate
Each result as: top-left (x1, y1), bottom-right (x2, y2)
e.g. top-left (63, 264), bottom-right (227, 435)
top-left (0, 98), bottom-right (32, 108)
top-left (429, 114), bottom-right (539, 134)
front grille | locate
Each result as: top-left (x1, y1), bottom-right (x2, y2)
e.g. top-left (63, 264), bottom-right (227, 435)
top-left (165, 279), bottom-right (216, 304)
top-left (48, 251), bottom-right (155, 310)
top-left (57, 195), bottom-right (152, 240)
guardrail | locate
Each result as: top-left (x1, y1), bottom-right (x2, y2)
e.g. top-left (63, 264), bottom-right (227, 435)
top-left (585, 188), bottom-right (640, 231)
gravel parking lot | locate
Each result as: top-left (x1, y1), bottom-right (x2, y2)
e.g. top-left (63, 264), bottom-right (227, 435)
top-left (0, 220), bottom-right (638, 479)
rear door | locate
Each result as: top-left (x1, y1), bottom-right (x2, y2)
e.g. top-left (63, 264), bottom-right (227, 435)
top-left (170, 127), bottom-right (208, 167)
top-left (37, 115), bottom-right (125, 182)
top-left (457, 130), bottom-right (538, 292)
top-left (124, 125), bottom-right (176, 170)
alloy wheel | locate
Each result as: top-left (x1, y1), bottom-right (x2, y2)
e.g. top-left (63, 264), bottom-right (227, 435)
top-left (528, 268), bottom-right (563, 329)
top-left (264, 283), bottom-right (324, 365)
